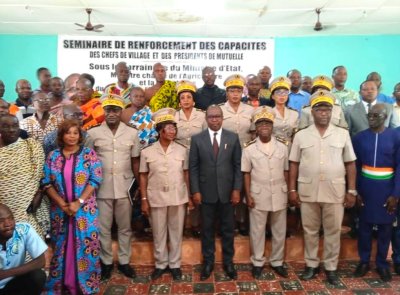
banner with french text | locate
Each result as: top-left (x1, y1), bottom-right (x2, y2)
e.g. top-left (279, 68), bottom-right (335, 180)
top-left (58, 36), bottom-right (274, 92)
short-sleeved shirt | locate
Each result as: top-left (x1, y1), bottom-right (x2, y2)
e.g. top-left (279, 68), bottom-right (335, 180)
top-left (288, 91), bottom-right (310, 114)
top-left (87, 122), bottom-right (140, 199)
top-left (221, 102), bottom-right (253, 148)
top-left (332, 87), bottom-right (360, 109)
top-left (289, 124), bottom-right (356, 203)
top-left (241, 137), bottom-right (289, 212)
top-left (140, 141), bottom-right (189, 207)
top-left (0, 223), bottom-right (47, 289)
top-left (175, 109), bottom-right (206, 148)
top-left (273, 107), bottom-right (299, 143)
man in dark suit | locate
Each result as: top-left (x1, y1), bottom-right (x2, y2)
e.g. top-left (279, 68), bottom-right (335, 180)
top-left (189, 104), bottom-right (242, 280)
top-left (345, 80), bottom-right (399, 137)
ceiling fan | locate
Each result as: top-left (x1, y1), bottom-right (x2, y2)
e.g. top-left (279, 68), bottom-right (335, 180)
top-left (314, 8), bottom-right (323, 31)
top-left (75, 8), bottom-right (104, 32)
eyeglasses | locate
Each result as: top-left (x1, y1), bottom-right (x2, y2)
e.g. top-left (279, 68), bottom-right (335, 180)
top-left (367, 113), bottom-right (385, 119)
top-left (65, 112), bottom-right (84, 119)
top-left (274, 90), bottom-right (289, 96)
top-left (207, 115), bottom-right (223, 120)
top-left (34, 98), bottom-right (50, 102)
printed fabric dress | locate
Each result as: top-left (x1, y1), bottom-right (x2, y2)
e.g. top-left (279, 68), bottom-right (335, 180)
top-left (42, 146), bottom-right (103, 295)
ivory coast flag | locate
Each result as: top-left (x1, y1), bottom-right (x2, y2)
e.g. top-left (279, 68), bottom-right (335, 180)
top-left (361, 165), bottom-right (394, 180)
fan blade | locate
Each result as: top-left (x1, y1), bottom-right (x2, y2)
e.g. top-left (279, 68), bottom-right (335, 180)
top-left (93, 30), bottom-right (103, 33)
top-left (75, 23), bottom-right (86, 28)
top-left (92, 24), bottom-right (104, 29)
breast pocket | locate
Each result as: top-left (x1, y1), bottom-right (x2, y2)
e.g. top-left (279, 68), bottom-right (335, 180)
top-left (120, 140), bottom-right (134, 152)
top-left (329, 142), bottom-right (345, 160)
top-left (94, 139), bottom-right (112, 152)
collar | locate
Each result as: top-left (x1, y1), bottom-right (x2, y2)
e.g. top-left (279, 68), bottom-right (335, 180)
top-left (362, 99), bottom-right (377, 107)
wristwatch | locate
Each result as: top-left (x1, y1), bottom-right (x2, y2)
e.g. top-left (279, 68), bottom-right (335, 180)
top-left (78, 198), bottom-right (85, 204)
top-left (347, 189), bottom-right (358, 196)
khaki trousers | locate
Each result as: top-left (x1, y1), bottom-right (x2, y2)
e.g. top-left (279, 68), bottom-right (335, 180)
top-left (150, 204), bottom-right (186, 269)
top-left (98, 198), bottom-right (132, 265)
top-left (249, 208), bottom-right (287, 267)
top-left (301, 202), bottom-right (344, 271)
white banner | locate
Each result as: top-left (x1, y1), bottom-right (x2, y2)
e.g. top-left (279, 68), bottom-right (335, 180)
top-left (58, 36), bottom-right (274, 92)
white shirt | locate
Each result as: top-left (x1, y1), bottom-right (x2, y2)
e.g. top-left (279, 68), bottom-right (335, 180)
top-left (208, 128), bottom-right (222, 146)
top-left (0, 223), bottom-right (47, 289)
top-left (362, 99), bottom-right (377, 113)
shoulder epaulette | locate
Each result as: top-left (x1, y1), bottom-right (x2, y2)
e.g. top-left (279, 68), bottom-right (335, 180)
top-left (294, 125), bottom-right (310, 133)
top-left (141, 143), bottom-right (154, 150)
top-left (87, 123), bottom-right (101, 130)
top-left (218, 103), bottom-right (225, 106)
top-left (174, 140), bottom-right (187, 148)
top-left (302, 104), bottom-right (311, 109)
top-left (275, 136), bottom-right (289, 146)
top-left (334, 124), bottom-right (349, 130)
top-left (244, 139), bottom-right (256, 148)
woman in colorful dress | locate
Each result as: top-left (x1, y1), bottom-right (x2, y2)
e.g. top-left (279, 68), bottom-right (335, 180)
top-left (42, 119), bottom-right (103, 295)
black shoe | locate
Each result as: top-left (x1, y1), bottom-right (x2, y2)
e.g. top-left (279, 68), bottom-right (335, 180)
top-left (394, 263), bottom-right (400, 275)
top-left (353, 263), bottom-right (370, 277)
top-left (200, 263), bottom-right (214, 281)
top-left (117, 264), bottom-right (136, 278)
top-left (300, 266), bottom-right (320, 280)
top-left (271, 265), bottom-right (288, 278)
top-left (239, 227), bottom-right (249, 236)
top-left (376, 267), bottom-right (392, 282)
top-left (325, 270), bottom-right (340, 285)
top-left (151, 267), bottom-right (167, 280)
top-left (252, 266), bottom-right (263, 279)
top-left (191, 229), bottom-right (201, 238)
top-left (223, 263), bottom-right (237, 280)
top-left (170, 268), bottom-right (182, 281)
top-left (100, 262), bottom-right (113, 281)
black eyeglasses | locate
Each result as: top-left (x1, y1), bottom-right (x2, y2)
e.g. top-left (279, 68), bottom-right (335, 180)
top-left (366, 113), bottom-right (385, 119)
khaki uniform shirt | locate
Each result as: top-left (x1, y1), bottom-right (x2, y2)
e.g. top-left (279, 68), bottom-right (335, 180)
top-left (289, 124), bottom-right (356, 203)
top-left (87, 122), bottom-right (140, 199)
top-left (242, 137), bottom-right (289, 212)
top-left (175, 108), bottom-right (206, 148)
top-left (221, 102), bottom-right (253, 148)
top-left (140, 141), bottom-right (189, 207)
top-left (273, 107), bottom-right (299, 143)
top-left (299, 104), bottom-right (348, 129)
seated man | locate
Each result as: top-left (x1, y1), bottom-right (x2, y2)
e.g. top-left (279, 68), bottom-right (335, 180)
top-left (0, 204), bottom-right (47, 295)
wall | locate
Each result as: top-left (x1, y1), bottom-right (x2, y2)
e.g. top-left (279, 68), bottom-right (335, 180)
top-left (0, 34), bottom-right (399, 101)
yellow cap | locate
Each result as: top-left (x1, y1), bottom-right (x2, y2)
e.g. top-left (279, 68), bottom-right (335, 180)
top-left (252, 106), bottom-right (275, 124)
top-left (224, 74), bottom-right (246, 89)
top-left (101, 94), bottom-right (125, 109)
top-left (310, 90), bottom-right (335, 108)
top-left (269, 76), bottom-right (291, 93)
top-left (312, 75), bottom-right (334, 91)
top-left (176, 80), bottom-right (197, 96)
top-left (152, 107), bottom-right (177, 125)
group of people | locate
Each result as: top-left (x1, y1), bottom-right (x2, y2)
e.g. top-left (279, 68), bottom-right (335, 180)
top-left (0, 62), bottom-right (400, 294)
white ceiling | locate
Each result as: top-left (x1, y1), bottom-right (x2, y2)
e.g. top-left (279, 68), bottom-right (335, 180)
top-left (0, 0), bottom-right (399, 37)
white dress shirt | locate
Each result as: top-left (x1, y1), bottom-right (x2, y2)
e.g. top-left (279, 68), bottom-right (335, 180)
top-left (208, 128), bottom-right (222, 146)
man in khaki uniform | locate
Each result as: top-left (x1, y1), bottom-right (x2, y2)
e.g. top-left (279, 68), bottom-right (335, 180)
top-left (140, 108), bottom-right (191, 281)
top-left (221, 74), bottom-right (253, 235)
top-left (299, 75), bottom-right (348, 129)
top-left (242, 106), bottom-right (289, 279)
top-left (288, 90), bottom-right (357, 285)
top-left (87, 94), bottom-right (140, 280)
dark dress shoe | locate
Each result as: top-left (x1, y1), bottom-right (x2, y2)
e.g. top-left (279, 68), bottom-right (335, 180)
top-left (252, 266), bottom-right (263, 279)
top-left (191, 229), bottom-right (201, 238)
top-left (325, 270), bottom-right (340, 285)
top-left (353, 263), bottom-right (370, 277)
top-left (117, 264), bottom-right (136, 278)
top-left (170, 268), bottom-right (182, 281)
top-left (100, 262), bottom-right (113, 281)
top-left (223, 263), bottom-right (237, 280)
top-left (394, 263), bottom-right (400, 275)
top-left (271, 265), bottom-right (288, 278)
top-left (151, 267), bottom-right (167, 280)
top-left (300, 266), bottom-right (320, 280)
top-left (376, 267), bottom-right (392, 282)
top-left (200, 263), bottom-right (214, 281)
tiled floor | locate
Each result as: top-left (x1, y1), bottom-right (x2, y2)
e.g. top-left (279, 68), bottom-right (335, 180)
top-left (99, 261), bottom-right (400, 294)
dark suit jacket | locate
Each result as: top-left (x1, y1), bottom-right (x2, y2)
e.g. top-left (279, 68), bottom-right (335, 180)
top-left (189, 128), bottom-right (242, 203)
top-left (345, 101), bottom-right (399, 137)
